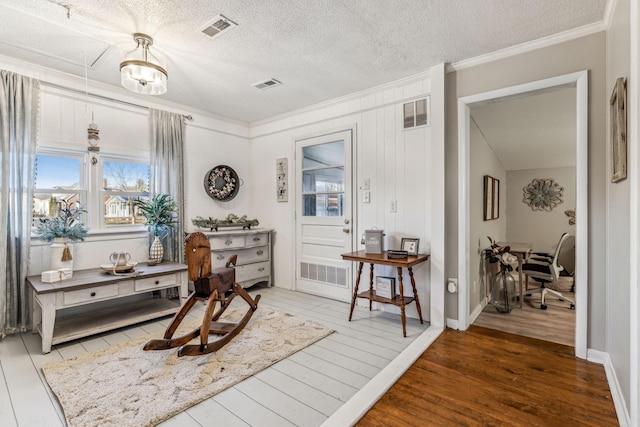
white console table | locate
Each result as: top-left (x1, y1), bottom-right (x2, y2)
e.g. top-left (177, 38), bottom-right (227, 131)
top-left (27, 261), bottom-right (188, 353)
top-left (203, 228), bottom-right (273, 288)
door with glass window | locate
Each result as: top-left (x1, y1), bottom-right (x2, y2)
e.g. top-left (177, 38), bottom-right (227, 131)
top-left (295, 129), bottom-right (353, 301)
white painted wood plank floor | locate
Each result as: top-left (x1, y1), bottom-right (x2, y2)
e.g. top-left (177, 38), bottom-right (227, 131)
top-left (0, 286), bottom-right (428, 427)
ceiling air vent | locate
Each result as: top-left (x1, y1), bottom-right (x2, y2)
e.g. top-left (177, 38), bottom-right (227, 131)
top-left (252, 78), bottom-right (282, 90)
top-left (201, 14), bottom-right (237, 39)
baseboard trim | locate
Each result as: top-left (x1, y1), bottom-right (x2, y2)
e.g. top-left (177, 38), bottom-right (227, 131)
top-left (446, 318), bottom-right (459, 330)
top-left (587, 349), bottom-right (631, 427)
top-left (320, 326), bottom-right (444, 427)
top-left (468, 298), bottom-right (487, 325)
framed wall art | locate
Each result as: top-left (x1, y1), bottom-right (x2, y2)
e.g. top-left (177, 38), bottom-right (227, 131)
top-left (611, 77), bottom-right (627, 183)
top-left (276, 158), bottom-right (288, 202)
top-left (483, 175), bottom-right (499, 221)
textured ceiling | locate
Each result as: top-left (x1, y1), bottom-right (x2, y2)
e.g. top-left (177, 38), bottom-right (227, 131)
top-left (0, 0), bottom-right (607, 123)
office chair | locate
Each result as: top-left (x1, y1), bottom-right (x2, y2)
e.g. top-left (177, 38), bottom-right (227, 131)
top-left (521, 233), bottom-right (575, 310)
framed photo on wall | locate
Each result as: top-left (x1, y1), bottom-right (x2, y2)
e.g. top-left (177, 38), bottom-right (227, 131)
top-left (484, 175), bottom-right (500, 220)
top-left (611, 77), bottom-right (627, 183)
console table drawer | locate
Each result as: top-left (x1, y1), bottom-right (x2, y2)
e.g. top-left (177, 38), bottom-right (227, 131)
top-left (134, 274), bottom-right (178, 292)
top-left (236, 261), bottom-right (270, 282)
top-left (63, 283), bottom-right (119, 306)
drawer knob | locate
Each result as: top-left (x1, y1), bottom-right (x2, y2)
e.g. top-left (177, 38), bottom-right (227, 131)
top-left (253, 237), bottom-right (260, 242)
top-left (90, 292), bottom-right (96, 297)
top-left (258, 267), bottom-right (265, 272)
top-left (257, 250), bottom-right (264, 255)
top-left (217, 254), bottom-right (224, 260)
top-left (155, 280), bottom-right (160, 285)
top-left (225, 239), bottom-right (233, 246)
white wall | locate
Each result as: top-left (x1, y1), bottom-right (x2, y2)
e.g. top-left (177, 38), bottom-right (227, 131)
top-left (250, 73), bottom-right (433, 320)
top-left (469, 119), bottom-right (507, 314)
top-left (606, 0), bottom-right (632, 417)
top-left (507, 167), bottom-right (576, 252)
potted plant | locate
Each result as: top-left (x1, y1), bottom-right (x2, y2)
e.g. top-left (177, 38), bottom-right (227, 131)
top-left (134, 194), bottom-right (178, 263)
top-left (34, 201), bottom-right (89, 271)
top-left (483, 237), bottom-right (518, 313)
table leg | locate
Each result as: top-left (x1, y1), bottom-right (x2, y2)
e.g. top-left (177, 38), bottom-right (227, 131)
top-left (39, 293), bottom-right (55, 354)
top-left (517, 254), bottom-right (524, 308)
top-left (349, 262), bottom-right (364, 321)
top-left (407, 267), bottom-right (424, 324)
top-left (369, 263), bottom-right (374, 311)
top-left (396, 267), bottom-right (407, 337)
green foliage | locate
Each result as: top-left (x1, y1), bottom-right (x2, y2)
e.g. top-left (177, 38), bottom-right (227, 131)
top-left (35, 201), bottom-right (89, 242)
top-left (133, 194), bottom-right (178, 236)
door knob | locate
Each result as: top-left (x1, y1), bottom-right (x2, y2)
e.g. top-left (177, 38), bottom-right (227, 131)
top-left (343, 228), bottom-right (350, 233)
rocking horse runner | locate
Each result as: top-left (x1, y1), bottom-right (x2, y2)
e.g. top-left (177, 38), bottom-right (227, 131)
top-left (143, 232), bottom-right (261, 357)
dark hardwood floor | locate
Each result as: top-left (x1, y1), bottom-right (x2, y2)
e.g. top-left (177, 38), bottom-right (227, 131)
top-left (357, 326), bottom-right (619, 426)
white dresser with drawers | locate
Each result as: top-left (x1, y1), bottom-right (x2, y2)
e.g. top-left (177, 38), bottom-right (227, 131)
top-left (204, 228), bottom-right (273, 288)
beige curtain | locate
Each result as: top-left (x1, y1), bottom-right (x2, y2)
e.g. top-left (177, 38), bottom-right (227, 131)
top-left (149, 109), bottom-right (185, 264)
top-left (0, 70), bottom-right (39, 336)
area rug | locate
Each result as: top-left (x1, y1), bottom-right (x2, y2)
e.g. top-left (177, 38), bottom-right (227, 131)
top-left (43, 305), bottom-right (333, 427)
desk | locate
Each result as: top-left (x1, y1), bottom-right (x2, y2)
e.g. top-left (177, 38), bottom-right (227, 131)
top-left (341, 250), bottom-right (429, 337)
top-left (27, 262), bottom-right (188, 353)
top-left (497, 242), bottom-right (532, 308)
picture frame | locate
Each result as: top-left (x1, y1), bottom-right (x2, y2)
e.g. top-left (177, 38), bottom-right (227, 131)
top-left (611, 77), bottom-right (627, 183)
top-left (375, 276), bottom-right (396, 299)
top-left (400, 238), bottom-right (419, 256)
top-left (276, 158), bottom-right (288, 201)
top-left (483, 175), bottom-right (500, 220)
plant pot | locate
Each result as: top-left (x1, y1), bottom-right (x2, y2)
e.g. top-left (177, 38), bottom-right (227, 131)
top-left (150, 235), bottom-right (164, 263)
top-left (50, 239), bottom-right (73, 271)
top-left (491, 269), bottom-right (517, 313)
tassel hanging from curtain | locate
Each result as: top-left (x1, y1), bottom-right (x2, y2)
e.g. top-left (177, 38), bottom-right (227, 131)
top-left (149, 109), bottom-right (185, 264)
top-left (0, 69), bottom-right (39, 336)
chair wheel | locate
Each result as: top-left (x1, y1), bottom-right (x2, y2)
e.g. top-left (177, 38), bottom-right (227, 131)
top-left (570, 304), bottom-right (575, 310)
top-left (540, 304), bottom-right (548, 310)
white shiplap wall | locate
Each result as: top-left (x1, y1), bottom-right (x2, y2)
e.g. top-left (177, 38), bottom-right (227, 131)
top-left (249, 72), bottom-right (433, 320)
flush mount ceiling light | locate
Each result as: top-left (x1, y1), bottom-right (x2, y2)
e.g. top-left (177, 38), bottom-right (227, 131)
top-left (120, 33), bottom-right (167, 95)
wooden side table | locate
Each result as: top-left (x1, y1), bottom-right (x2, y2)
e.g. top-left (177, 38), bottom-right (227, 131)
top-left (341, 250), bottom-right (430, 337)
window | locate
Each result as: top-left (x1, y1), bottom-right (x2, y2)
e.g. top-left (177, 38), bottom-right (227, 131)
top-left (301, 140), bottom-right (345, 217)
top-left (403, 97), bottom-right (429, 129)
top-left (34, 148), bottom-right (150, 233)
top-left (101, 158), bottom-right (150, 227)
top-left (34, 152), bottom-right (86, 224)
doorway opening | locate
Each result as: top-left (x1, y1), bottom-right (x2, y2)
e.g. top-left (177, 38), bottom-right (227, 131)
top-left (457, 71), bottom-right (588, 359)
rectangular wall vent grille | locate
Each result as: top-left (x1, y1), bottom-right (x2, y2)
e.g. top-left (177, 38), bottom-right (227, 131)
top-left (300, 262), bottom-right (347, 287)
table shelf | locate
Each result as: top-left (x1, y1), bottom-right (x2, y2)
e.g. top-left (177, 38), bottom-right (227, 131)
top-left (356, 290), bottom-right (415, 307)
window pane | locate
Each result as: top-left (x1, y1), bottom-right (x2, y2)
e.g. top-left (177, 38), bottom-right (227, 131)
top-left (403, 102), bottom-right (415, 128)
top-left (302, 141), bottom-right (344, 168)
top-left (103, 160), bottom-right (149, 191)
top-left (104, 194), bottom-right (148, 226)
top-left (415, 98), bottom-right (427, 126)
top-left (303, 167), bottom-right (344, 192)
top-left (35, 155), bottom-right (80, 189)
top-left (302, 193), bottom-right (344, 217)
top-left (32, 193), bottom-right (81, 225)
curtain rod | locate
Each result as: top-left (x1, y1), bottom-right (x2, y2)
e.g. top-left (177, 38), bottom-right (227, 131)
top-left (40, 81), bottom-right (194, 121)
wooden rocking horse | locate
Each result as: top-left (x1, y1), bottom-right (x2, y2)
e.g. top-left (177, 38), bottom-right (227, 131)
top-left (143, 232), bottom-right (261, 357)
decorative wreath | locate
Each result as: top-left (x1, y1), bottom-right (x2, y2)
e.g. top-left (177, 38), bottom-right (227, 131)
top-left (522, 178), bottom-right (564, 212)
top-left (204, 165), bottom-right (239, 201)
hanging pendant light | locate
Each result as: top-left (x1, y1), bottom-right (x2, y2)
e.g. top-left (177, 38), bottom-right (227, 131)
top-left (120, 33), bottom-right (168, 95)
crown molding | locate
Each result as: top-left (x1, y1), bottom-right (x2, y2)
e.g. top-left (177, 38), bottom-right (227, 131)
top-left (603, 0), bottom-right (618, 29)
top-left (447, 20), bottom-right (608, 73)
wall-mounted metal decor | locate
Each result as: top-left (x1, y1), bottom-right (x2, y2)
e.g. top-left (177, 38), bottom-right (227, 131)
top-left (276, 157), bottom-right (288, 202)
top-left (522, 178), bottom-right (564, 211)
top-left (204, 165), bottom-right (239, 201)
